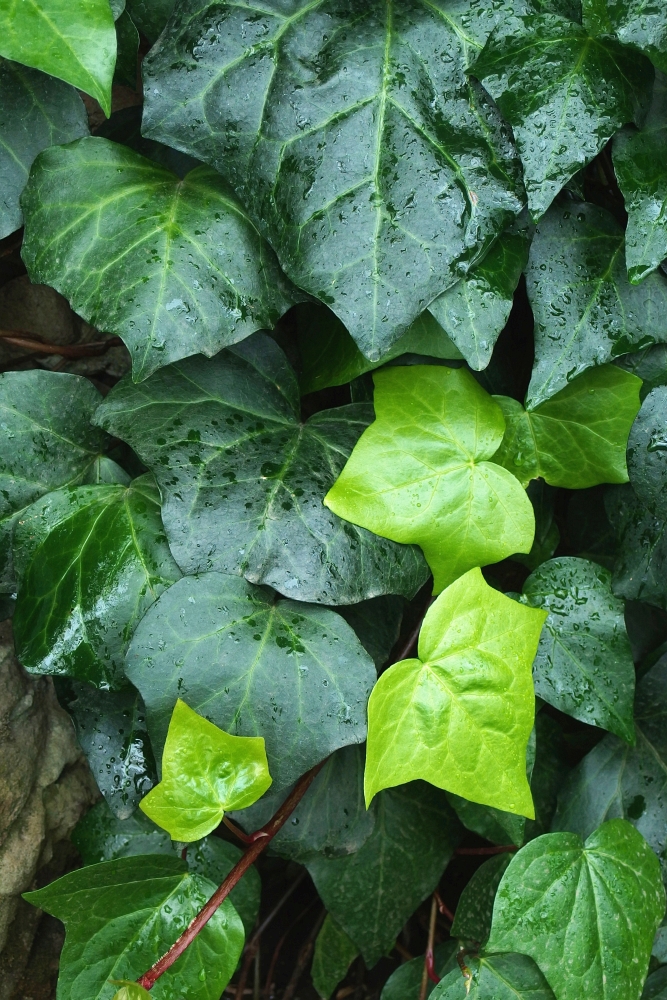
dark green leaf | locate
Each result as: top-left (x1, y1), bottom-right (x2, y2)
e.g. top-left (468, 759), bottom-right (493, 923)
top-left (450, 854), bottom-right (513, 945)
top-left (334, 596), bottom-right (403, 671)
top-left (380, 943), bottom-right (458, 1000)
top-left (614, 73), bottom-right (667, 283)
top-left (434, 954), bottom-right (556, 1000)
top-left (486, 820), bottom-right (666, 1000)
top-left (125, 0), bottom-right (174, 42)
top-left (125, 572), bottom-right (376, 791)
top-left (607, 484), bottom-right (667, 609)
top-left (67, 682), bottom-right (157, 819)
top-left (616, 344), bottom-right (667, 400)
top-left (24, 855), bottom-right (245, 1000)
top-left (520, 557), bottom-right (636, 742)
top-left (513, 481), bottom-right (560, 572)
top-left (472, 14), bottom-right (653, 219)
top-left (21, 138), bottom-right (301, 381)
top-left (185, 838), bottom-right (260, 934)
top-left (12, 475), bottom-right (182, 689)
top-left (0, 370), bottom-right (108, 593)
top-left (114, 10), bottom-right (139, 88)
top-left (553, 654), bottom-right (667, 885)
top-left (97, 106), bottom-right (200, 178)
top-left (96, 334), bottom-right (428, 604)
top-left (628, 387), bottom-right (667, 518)
top-left (643, 967), bottom-right (667, 999)
top-left (568, 486), bottom-right (619, 568)
top-left (311, 916), bottom-right (359, 1000)
top-left (0, 0), bottom-right (116, 113)
top-left (142, 0), bottom-right (526, 360)
top-left (0, 58), bottom-right (88, 240)
top-left (584, 0), bottom-right (667, 73)
top-left (525, 201), bottom-right (667, 406)
top-left (306, 782), bottom-right (461, 967)
top-left (524, 712), bottom-right (570, 841)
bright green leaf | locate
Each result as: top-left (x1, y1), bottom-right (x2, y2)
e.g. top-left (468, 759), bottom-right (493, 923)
top-left (125, 572), bottom-right (376, 791)
top-left (486, 819), bottom-right (666, 1000)
top-left (493, 365), bottom-right (641, 488)
top-left (520, 557), bottom-right (636, 742)
top-left (21, 138), bottom-right (301, 381)
top-left (23, 855), bottom-right (245, 1000)
top-left (525, 200), bottom-right (667, 407)
top-left (111, 985), bottom-right (151, 1000)
top-left (364, 567), bottom-right (546, 816)
top-left (12, 475), bottom-right (181, 689)
top-left (584, 0), bottom-right (667, 73)
top-left (606, 484), bottom-right (667, 610)
top-left (472, 14), bottom-right (654, 219)
top-left (0, 0), bottom-right (116, 114)
top-left (450, 853), bottom-right (513, 945)
top-left (306, 782), bottom-right (461, 968)
top-left (312, 916), bottom-right (359, 1000)
top-left (96, 334), bottom-right (428, 604)
top-left (141, 0), bottom-right (526, 360)
top-left (140, 699), bottom-right (272, 842)
top-left (324, 365), bottom-right (535, 593)
top-left (433, 954), bottom-right (556, 1000)
top-left (627, 387), bottom-right (667, 518)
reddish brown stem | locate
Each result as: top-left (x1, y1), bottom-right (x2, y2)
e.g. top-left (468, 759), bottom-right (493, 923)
top-left (136, 761), bottom-right (325, 990)
top-left (454, 845), bottom-right (517, 856)
top-left (223, 815), bottom-right (255, 845)
top-left (0, 330), bottom-right (122, 357)
top-left (419, 896), bottom-right (440, 1000)
top-left (433, 890), bottom-right (454, 925)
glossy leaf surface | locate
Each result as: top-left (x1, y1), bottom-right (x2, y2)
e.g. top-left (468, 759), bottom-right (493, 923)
top-left (525, 201), bottom-right (667, 406)
top-left (584, 0), bottom-right (667, 73)
top-left (140, 699), bottom-right (272, 842)
top-left (142, 0), bottom-right (525, 360)
top-left (494, 366), bottom-right (641, 488)
top-left (434, 954), bottom-right (556, 1000)
top-left (487, 820), bottom-right (666, 1000)
top-left (21, 138), bottom-right (300, 381)
top-left (96, 334), bottom-right (428, 604)
top-left (312, 916), bottom-right (359, 1000)
top-left (450, 853), bottom-right (512, 945)
top-left (627, 387), bottom-right (667, 519)
top-left (12, 475), bottom-right (181, 689)
top-left (125, 573), bottom-right (376, 791)
top-left (306, 782), bottom-right (461, 967)
top-left (607, 485), bottom-right (667, 610)
top-left (24, 856), bottom-right (245, 1000)
top-left (365, 568), bottom-right (546, 815)
top-left (473, 14), bottom-right (653, 219)
top-left (520, 557), bottom-right (636, 741)
top-left (0, 0), bottom-right (116, 113)
top-left (325, 366), bottom-right (534, 592)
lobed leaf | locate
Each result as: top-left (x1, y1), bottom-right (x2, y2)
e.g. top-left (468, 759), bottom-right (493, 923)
top-left (583, 0), bottom-right (667, 73)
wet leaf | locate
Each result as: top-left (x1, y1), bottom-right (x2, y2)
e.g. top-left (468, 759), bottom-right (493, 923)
top-left (434, 954), bottom-right (556, 1000)
top-left (334, 596), bottom-right (404, 671)
top-left (606, 484), bottom-right (667, 610)
top-left (380, 943), bottom-right (458, 1000)
top-left (312, 916), bottom-right (359, 1000)
top-left (450, 853), bottom-right (513, 945)
top-left (513, 481), bottom-right (560, 572)
top-left (583, 0), bottom-right (667, 73)
top-left (627, 387), bottom-right (667, 519)
top-left (615, 344), bottom-right (667, 400)
top-left (125, 0), bottom-right (174, 42)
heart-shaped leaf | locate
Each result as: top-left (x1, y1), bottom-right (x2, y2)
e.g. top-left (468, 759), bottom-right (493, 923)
top-left (627, 387), bottom-right (667, 518)
top-left (434, 954), bottom-right (556, 1000)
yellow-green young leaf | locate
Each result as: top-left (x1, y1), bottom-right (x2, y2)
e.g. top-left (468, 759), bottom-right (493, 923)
top-left (0, 0), bottom-right (116, 115)
top-left (324, 367), bottom-right (535, 593)
top-left (111, 985), bottom-right (151, 1000)
top-left (493, 366), bottom-right (642, 488)
top-left (140, 699), bottom-right (271, 842)
top-left (364, 568), bottom-right (547, 816)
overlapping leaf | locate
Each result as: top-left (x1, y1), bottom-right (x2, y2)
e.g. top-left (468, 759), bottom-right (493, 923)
top-left (142, 0), bottom-right (526, 359)
top-left (486, 820), bottom-right (665, 1000)
top-left (125, 572), bottom-right (376, 791)
top-left (21, 138), bottom-right (301, 381)
top-left (96, 334), bottom-right (428, 604)
top-left (450, 854), bottom-right (513, 945)
top-left (12, 475), bottom-right (181, 689)
top-left (434, 954), bottom-right (556, 1000)
top-left (125, 0), bottom-right (173, 42)
top-left (606, 484), bottom-right (667, 609)
top-left (525, 201), bottom-right (667, 407)
top-left (584, 0), bottom-right (667, 73)
top-left (627, 387), bottom-right (667, 518)
top-left (381, 945), bottom-right (458, 1000)
top-left (324, 366), bottom-right (535, 592)
top-left (312, 917), bottom-right (359, 1000)
top-left (0, 0), bottom-right (116, 113)
top-left (472, 14), bottom-right (654, 219)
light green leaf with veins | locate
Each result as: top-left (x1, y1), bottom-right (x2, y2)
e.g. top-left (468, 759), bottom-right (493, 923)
top-left (364, 567), bottom-right (546, 816)
top-left (324, 366), bottom-right (535, 593)
top-left (140, 699), bottom-right (272, 842)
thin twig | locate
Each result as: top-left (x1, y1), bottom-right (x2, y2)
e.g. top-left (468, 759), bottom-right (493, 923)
top-left (262, 896), bottom-right (318, 1000)
top-left (246, 870), bottom-right (308, 954)
top-left (419, 897), bottom-right (439, 1000)
top-left (433, 890), bottom-right (454, 925)
top-left (281, 909), bottom-right (326, 1000)
top-left (223, 815), bottom-right (255, 845)
top-left (394, 940), bottom-right (414, 963)
top-left (235, 939), bottom-right (259, 1000)
top-left (136, 761), bottom-right (326, 990)
top-left (454, 845), bottom-right (517, 856)
top-left (0, 330), bottom-right (122, 357)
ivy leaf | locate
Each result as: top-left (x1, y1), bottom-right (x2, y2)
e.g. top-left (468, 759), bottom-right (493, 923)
top-left (553, 655), bottom-right (667, 885)
top-left (583, 0), bottom-right (667, 73)
top-left (114, 10), bottom-right (139, 88)
top-left (493, 366), bottom-right (641, 488)
top-left (472, 14), bottom-right (654, 219)
top-left (21, 138), bottom-right (301, 382)
top-left (311, 916), bottom-right (359, 1000)
top-left (643, 967), bottom-right (667, 1000)
top-left (97, 106), bottom-right (200, 179)
top-left (513, 481), bottom-right (560, 572)
top-left (0, 0), bottom-right (116, 114)
top-left (0, 59), bottom-right (88, 240)
top-left (112, 985), bottom-right (151, 1000)
top-left (520, 557), bottom-right (636, 742)
top-left (141, 0), bottom-right (525, 360)
top-left (66, 682), bottom-right (157, 819)
top-left (428, 224), bottom-right (531, 370)
top-left (0, 371), bottom-right (108, 594)
top-left (606, 484), bottom-right (667, 610)
top-left (23, 856), bottom-right (245, 1000)
top-left (434, 954), bottom-right (556, 1000)
top-left (125, 0), bottom-right (173, 42)
top-left (324, 366), bottom-right (535, 593)
top-left (335, 596), bottom-right (404, 671)
top-left (613, 73), bottom-right (667, 283)
top-left (12, 475), bottom-right (182, 690)
top-left (364, 567), bottom-right (546, 816)
top-left (524, 713), bottom-right (570, 840)
top-left (616, 344), bottom-right (667, 400)
top-left (525, 200), bottom-right (667, 407)
top-left (627, 387), bottom-right (667, 518)
top-left (381, 944), bottom-right (458, 1000)
top-left (450, 853), bottom-right (513, 945)
top-left (96, 334), bottom-right (428, 604)
top-left (306, 782), bottom-right (461, 968)
top-left (125, 572), bottom-right (376, 791)
top-left (140, 699), bottom-right (272, 842)
top-left (486, 819), bottom-right (666, 1000)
